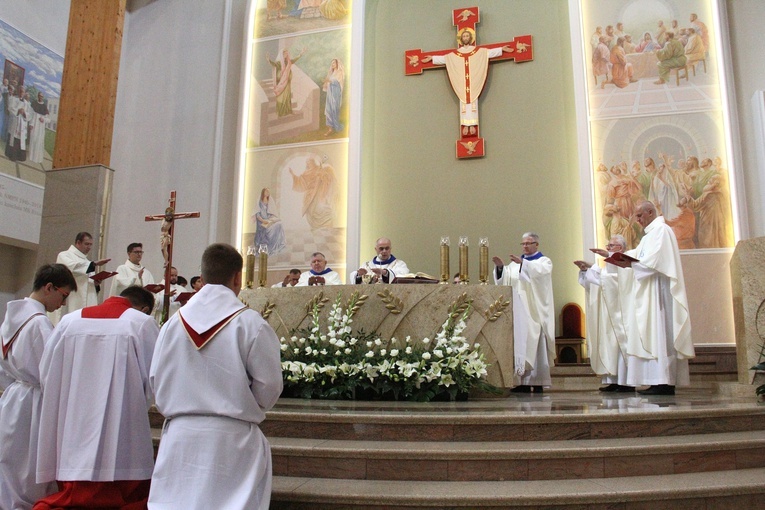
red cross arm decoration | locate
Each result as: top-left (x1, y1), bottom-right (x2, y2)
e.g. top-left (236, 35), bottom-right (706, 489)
top-left (404, 6), bottom-right (534, 159)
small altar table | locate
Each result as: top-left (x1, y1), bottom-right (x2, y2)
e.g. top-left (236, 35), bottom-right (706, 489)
top-left (239, 284), bottom-right (515, 388)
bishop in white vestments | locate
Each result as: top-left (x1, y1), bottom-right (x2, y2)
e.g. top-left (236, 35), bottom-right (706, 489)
top-left (296, 251), bottom-right (343, 286)
top-left (350, 237), bottom-right (410, 283)
top-left (494, 232), bottom-right (555, 393)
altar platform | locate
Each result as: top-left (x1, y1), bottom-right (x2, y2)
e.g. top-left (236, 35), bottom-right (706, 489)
top-left (255, 382), bottom-right (765, 509)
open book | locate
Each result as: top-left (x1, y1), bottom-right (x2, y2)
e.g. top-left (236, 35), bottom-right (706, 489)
top-left (174, 291), bottom-right (195, 305)
top-left (393, 272), bottom-right (439, 284)
top-left (604, 252), bottom-right (639, 268)
top-left (144, 284), bottom-right (166, 294)
top-left (89, 271), bottom-right (118, 283)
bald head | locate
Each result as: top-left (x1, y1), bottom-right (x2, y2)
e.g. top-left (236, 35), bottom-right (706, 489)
top-left (375, 237), bottom-right (392, 262)
top-left (635, 201), bottom-right (658, 228)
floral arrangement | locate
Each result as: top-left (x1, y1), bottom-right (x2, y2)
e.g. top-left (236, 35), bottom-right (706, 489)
top-left (279, 292), bottom-right (492, 401)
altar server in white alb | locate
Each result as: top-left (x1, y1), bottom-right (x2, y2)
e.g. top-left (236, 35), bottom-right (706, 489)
top-left (296, 251), bottom-right (343, 286)
top-left (148, 243), bottom-right (283, 510)
top-left (35, 286), bottom-right (158, 509)
top-left (0, 264), bottom-right (76, 510)
top-left (493, 232), bottom-right (555, 393)
top-left (55, 232), bottom-right (111, 317)
top-left (622, 201), bottom-right (694, 395)
top-left (350, 237), bottom-right (410, 283)
top-left (574, 235), bottom-right (634, 393)
top-left (109, 242), bottom-right (155, 297)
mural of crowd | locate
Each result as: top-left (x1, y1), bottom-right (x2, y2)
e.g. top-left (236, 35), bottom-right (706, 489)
top-left (596, 152), bottom-right (733, 250)
top-left (591, 12), bottom-right (709, 88)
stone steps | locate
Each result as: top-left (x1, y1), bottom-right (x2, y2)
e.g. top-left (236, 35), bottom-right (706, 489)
top-left (269, 431), bottom-right (765, 481)
top-left (270, 468), bottom-right (765, 509)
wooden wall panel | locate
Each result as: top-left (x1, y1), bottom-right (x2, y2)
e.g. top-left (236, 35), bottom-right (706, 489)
top-left (53, 0), bottom-right (126, 168)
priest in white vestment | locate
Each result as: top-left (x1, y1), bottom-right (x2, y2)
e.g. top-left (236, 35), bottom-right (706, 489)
top-left (35, 286), bottom-right (158, 509)
top-left (148, 243), bottom-right (283, 510)
top-left (109, 242), bottom-right (155, 297)
top-left (54, 232), bottom-right (111, 320)
top-left (0, 264), bottom-right (76, 510)
top-left (493, 232), bottom-right (555, 393)
top-left (296, 251), bottom-right (343, 286)
top-left (350, 237), bottom-right (410, 283)
top-left (153, 266), bottom-right (184, 323)
top-left (575, 235), bottom-right (634, 392)
top-left (623, 201), bottom-right (694, 395)
top-left (422, 28), bottom-right (512, 137)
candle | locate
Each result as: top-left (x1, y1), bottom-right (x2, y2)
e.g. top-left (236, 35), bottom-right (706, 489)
top-left (458, 236), bottom-right (468, 284)
top-left (440, 236), bottom-right (450, 284)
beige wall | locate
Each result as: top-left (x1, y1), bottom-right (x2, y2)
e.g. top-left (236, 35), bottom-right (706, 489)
top-left (360, 0), bottom-right (582, 335)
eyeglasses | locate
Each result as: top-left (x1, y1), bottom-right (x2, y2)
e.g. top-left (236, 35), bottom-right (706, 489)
top-left (520, 242), bottom-right (538, 246)
top-left (54, 287), bottom-right (70, 301)
top-left (606, 243), bottom-right (619, 249)
top-left (131, 250), bottom-right (144, 254)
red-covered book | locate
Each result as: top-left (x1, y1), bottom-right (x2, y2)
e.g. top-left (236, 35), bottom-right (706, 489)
top-left (604, 252), bottom-right (640, 268)
top-left (144, 284), bottom-right (165, 294)
top-left (89, 271), bottom-right (118, 283)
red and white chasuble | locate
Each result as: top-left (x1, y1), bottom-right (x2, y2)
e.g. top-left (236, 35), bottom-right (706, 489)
top-left (35, 297), bottom-right (159, 509)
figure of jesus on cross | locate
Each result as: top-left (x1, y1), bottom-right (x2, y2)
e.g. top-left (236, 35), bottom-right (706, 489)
top-left (405, 7), bottom-right (533, 158)
top-left (146, 190), bottom-right (200, 323)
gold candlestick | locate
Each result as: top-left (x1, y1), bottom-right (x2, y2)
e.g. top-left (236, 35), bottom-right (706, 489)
top-left (245, 247), bottom-right (255, 288)
top-left (458, 236), bottom-right (469, 284)
top-left (258, 244), bottom-right (268, 288)
top-left (439, 236), bottom-right (450, 284)
top-left (479, 237), bottom-right (489, 285)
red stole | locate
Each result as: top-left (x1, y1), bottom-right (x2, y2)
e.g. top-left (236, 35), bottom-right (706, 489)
top-left (179, 307), bottom-right (248, 350)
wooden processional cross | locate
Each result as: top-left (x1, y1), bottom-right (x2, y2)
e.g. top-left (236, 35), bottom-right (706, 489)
top-left (405, 6), bottom-right (533, 159)
top-left (145, 190), bottom-right (200, 322)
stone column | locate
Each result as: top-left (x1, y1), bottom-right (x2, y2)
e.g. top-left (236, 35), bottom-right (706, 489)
top-left (730, 237), bottom-right (765, 385)
top-left (36, 165), bottom-right (114, 267)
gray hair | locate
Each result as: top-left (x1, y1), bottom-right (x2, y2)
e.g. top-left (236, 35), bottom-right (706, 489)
top-left (522, 232), bottom-right (540, 243)
top-left (610, 234), bottom-right (627, 250)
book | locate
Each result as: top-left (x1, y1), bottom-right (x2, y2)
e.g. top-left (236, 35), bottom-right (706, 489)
top-left (89, 271), bottom-right (118, 283)
top-left (144, 284), bottom-right (165, 294)
top-left (174, 291), bottom-right (195, 304)
top-left (604, 252), bottom-right (639, 268)
top-left (393, 272), bottom-right (439, 284)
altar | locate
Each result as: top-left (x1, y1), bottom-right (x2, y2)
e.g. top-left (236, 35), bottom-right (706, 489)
top-left (239, 284), bottom-right (515, 388)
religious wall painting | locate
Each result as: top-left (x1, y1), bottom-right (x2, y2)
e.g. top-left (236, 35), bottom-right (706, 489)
top-left (0, 19), bottom-right (64, 177)
top-left (404, 6), bottom-right (533, 159)
top-left (253, 0), bottom-right (352, 42)
top-left (582, 0), bottom-right (719, 119)
top-left (248, 29), bottom-right (351, 148)
top-left (591, 112), bottom-right (733, 251)
top-left (241, 141), bottom-right (348, 279)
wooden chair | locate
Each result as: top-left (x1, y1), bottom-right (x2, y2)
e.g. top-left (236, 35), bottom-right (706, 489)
top-left (672, 64), bottom-right (689, 85)
top-left (688, 58), bottom-right (707, 75)
top-left (555, 302), bottom-right (586, 364)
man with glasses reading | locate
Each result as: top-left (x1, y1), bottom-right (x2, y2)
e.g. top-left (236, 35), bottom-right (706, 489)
top-left (575, 235), bottom-right (634, 393)
top-left (493, 232), bottom-right (555, 393)
top-left (110, 243), bottom-right (156, 297)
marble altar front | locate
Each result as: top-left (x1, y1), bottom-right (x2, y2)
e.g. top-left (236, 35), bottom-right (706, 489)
top-left (239, 284), bottom-right (514, 388)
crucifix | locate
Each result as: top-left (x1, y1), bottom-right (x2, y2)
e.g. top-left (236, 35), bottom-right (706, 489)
top-left (145, 190), bottom-right (200, 323)
top-left (405, 6), bottom-right (533, 159)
